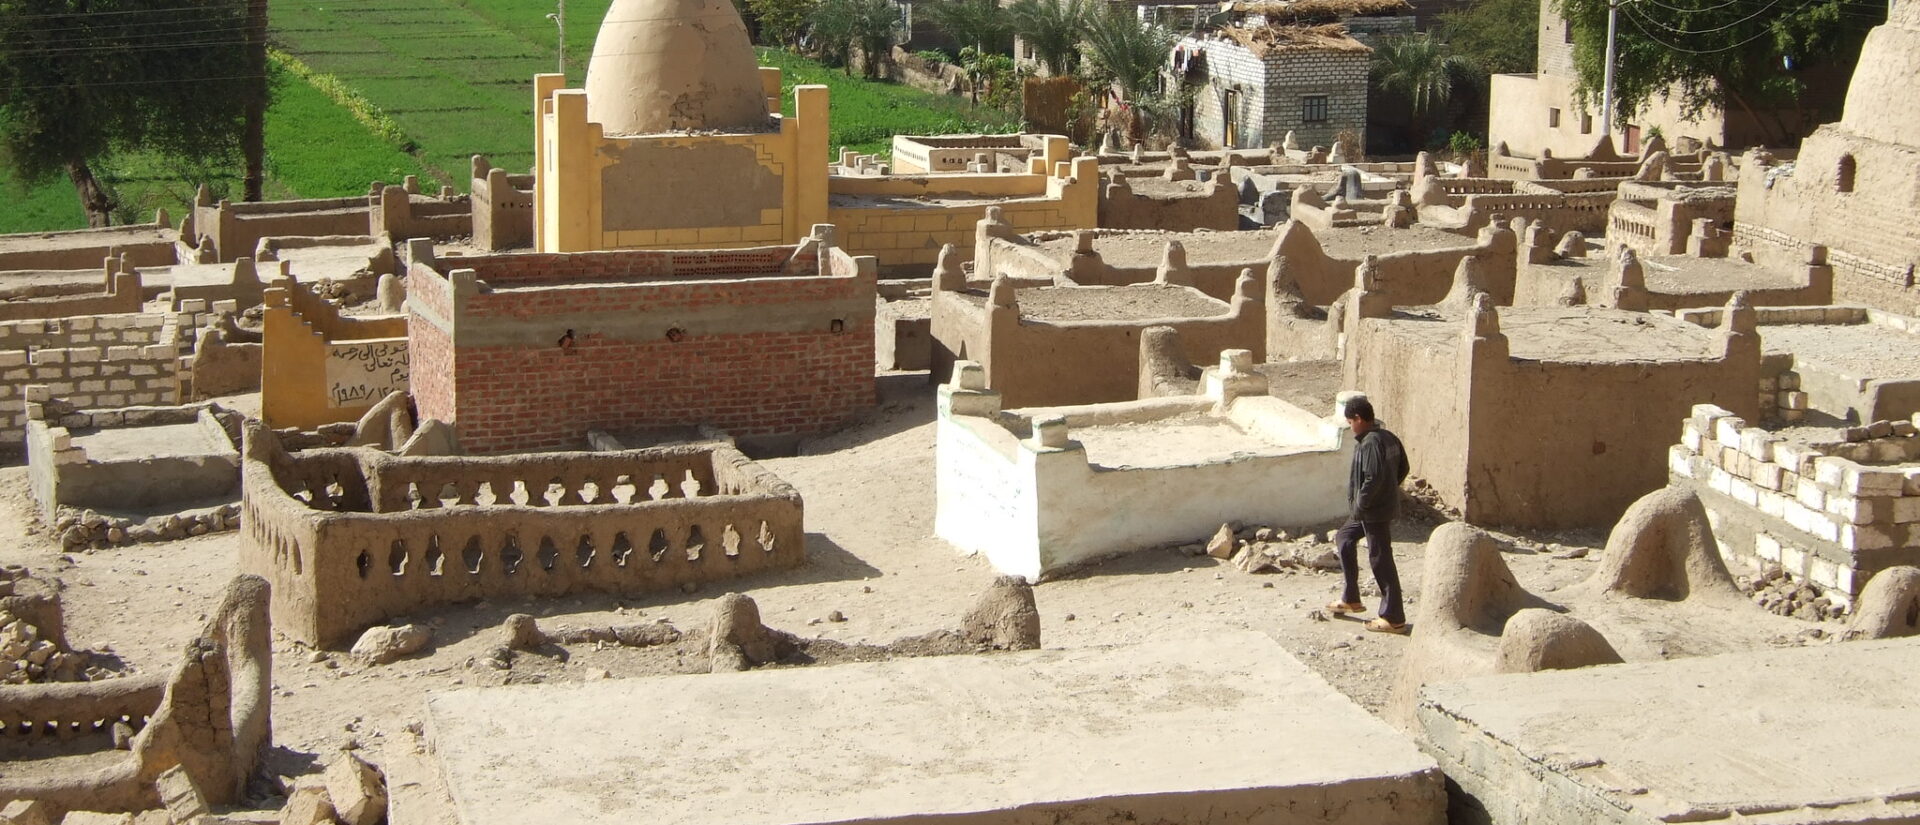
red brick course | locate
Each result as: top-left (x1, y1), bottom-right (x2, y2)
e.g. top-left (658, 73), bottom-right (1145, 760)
top-left (409, 245), bottom-right (874, 454)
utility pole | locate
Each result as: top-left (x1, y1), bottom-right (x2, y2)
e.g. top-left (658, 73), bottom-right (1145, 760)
top-left (548, 0), bottom-right (566, 77)
top-left (1600, 0), bottom-right (1619, 138)
top-left (242, 0), bottom-right (269, 202)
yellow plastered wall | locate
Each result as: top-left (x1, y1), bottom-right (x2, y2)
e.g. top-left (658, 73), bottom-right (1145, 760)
top-left (260, 283), bottom-right (410, 430)
top-left (829, 155), bottom-right (1098, 270)
top-left (535, 72), bottom-right (829, 252)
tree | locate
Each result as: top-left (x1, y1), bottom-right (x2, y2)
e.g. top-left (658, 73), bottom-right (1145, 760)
top-left (1080, 6), bottom-right (1172, 99)
top-left (1008, 0), bottom-right (1090, 76)
top-left (0, 0), bottom-right (263, 226)
top-left (749, 0), bottom-right (820, 47)
top-left (1079, 7), bottom-right (1179, 141)
top-left (1555, 0), bottom-right (1877, 143)
top-left (927, 0), bottom-right (1014, 57)
top-left (809, 0), bottom-right (859, 72)
top-left (845, 0), bottom-right (903, 79)
top-left (1370, 33), bottom-right (1473, 148)
top-left (1437, 0), bottom-right (1539, 76)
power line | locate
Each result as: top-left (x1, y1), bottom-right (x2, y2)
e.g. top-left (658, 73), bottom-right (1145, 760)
top-left (1618, 0), bottom-right (1832, 53)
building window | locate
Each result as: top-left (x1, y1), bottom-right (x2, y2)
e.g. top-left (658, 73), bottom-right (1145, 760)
top-left (1302, 95), bottom-right (1329, 124)
top-left (1580, 113), bottom-right (1593, 134)
top-left (1549, 108), bottom-right (1561, 128)
top-left (1564, 23), bottom-right (1574, 43)
top-left (1837, 154), bottom-right (1856, 192)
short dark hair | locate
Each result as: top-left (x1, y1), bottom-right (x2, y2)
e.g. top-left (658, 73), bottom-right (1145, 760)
top-left (1343, 396), bottom-right (1375, 422)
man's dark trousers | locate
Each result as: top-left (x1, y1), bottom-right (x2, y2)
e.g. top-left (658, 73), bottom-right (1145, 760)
top-left (1335, 519), bottom-right (1404, 624)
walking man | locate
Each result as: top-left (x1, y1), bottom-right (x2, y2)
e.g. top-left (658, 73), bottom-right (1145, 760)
top-left (1327, 396), bottom-right (1411, 633)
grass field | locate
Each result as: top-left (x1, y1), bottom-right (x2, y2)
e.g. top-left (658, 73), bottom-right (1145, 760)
top-left (6, 0), bottom-right (1018, 233)
top-left (0, 65), bottom-right (432, 235)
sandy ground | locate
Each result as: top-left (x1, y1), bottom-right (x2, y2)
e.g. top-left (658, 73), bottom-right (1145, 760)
top-left (0, 373), bottom-right (1626, 808)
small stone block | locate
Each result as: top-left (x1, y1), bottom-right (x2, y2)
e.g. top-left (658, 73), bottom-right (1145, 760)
top-left (1778, 391), bottom-right (1808, 410)
top-left (1869, 420), bottom-right (1895, 438)
top-left (1891, 497), bottom-right (1920, 524)
top-left (324, 751), bottom-right (388, 825)
top-left (1841, 524), bottom-right (1896, 552)
top-left (156, 765), bottom-right (210, 822)
top-left (1714, 416), bottom-right (1747, 445)
top-left (0, 799), bottom-right (56, 825)
top-left (1814, 457), bottom-right (1851, 488)
top-left (278, 786), bottom-right (337, 825)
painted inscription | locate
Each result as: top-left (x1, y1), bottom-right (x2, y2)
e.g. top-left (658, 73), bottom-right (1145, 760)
top-left (325, 339), bottom-right (410, 408)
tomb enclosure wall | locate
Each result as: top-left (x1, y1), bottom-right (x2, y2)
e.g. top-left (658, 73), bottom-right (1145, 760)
top-left (889, 134), bottom-right (1048, 174)
top-left (24, 394), bottom-right (239, 522)
top-left (0, 313), bottom-right (182, 445)
top-left (826, 154), bottom-right (1099, 274)
top-left (935, 372), bottom-right (1351, 580)
top-left (1670, 403), bottom-right (1920, 605)
top-left (1346, 307), bottom-right (1761, 529)
top-left (239, 427), bottom-right (806, 647)
top-left (536, 75), bottom-right (829, 254)
top-left (371, 185), bottom-right (472, 242)
top-left (260, 280), bottom-right (409, 431)
top-left (929, 281), bottom-right (1263, 409)
top-left (0, 220), bottom-right (177, 272)
top-left (406, 237), bottom-right (876, 454)
top-left (0, 576), bottom-right (270, 812)
top-left (0, 267), bottom-right (142, 323)
top-left (1674, 305), bottom-right (1920, 422)
top-left (1097, 177), bottom-right (1242, 231)
top-left (191, 192), bottom-right (372, 263)
top-left (471, 156), bottom-right (536, 251)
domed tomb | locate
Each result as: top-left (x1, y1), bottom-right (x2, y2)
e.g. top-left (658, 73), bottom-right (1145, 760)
top-left (583, 0), bottom-right (769, 135)
top-left (1837, 0), bottom-right (1920, 147)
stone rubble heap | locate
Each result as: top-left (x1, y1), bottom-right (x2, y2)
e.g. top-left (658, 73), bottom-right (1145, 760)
top-left (56, 503), bottom-right (244, 551)
top-left (1744, 564), bottom-right (1848, 621)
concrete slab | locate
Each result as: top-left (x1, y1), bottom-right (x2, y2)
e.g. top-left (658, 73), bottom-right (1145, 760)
top-left (1418, 638), bottom-right (1920, 825)
top-left (426, 632), bottom-right (1444, 825)
top-left (71, 421), bottom-right (231, 462)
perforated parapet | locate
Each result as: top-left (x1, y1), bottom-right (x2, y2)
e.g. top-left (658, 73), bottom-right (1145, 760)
top-left (238, 422), bottom-right (807, 648)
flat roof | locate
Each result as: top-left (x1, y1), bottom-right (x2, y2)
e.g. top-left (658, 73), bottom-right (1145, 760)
top-left (1420, 638), bottom-right (1920, 824)
top-left (1761, 321), bottom-right (1920, 383)
top-left (1031, 225), bottom-right (1474, 269)
top-left (957, 283), bottom-right (1230, 322)
top-left (427, 633), bottom-right (1443, 825)
top-left (1377, 306), bottom-right (1724, 363)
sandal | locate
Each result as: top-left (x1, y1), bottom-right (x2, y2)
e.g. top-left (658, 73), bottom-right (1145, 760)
top-left (1326, 601), bottom-right (1365, 615)
top-left (1364, 618), bottom-right (1409, 634)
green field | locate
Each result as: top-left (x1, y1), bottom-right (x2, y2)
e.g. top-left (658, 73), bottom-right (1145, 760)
top-left (0, 64), bottom-right (433, 235)
top-left (5, 0), bottom-right (1019, 233)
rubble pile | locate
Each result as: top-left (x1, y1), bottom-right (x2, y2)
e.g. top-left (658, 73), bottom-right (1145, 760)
top-left (1745, 565), bottom-right (1848, 621)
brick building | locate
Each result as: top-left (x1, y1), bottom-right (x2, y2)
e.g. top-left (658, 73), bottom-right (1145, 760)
top-left (1176, 25), bottom-right (1376, 151)
top-left (406, 226), bottom-right (877, 454)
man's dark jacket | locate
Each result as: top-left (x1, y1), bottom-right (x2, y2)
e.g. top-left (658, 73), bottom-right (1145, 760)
top-left (1349, 426), bottom-right (1410, 522)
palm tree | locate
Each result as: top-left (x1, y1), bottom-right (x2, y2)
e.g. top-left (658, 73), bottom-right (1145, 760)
top-left (927, 0), bottom-right (1014, 57)
top-left (1080, 6), bottom-right (1178, 141)
top-left (847, 0), bottom-right (904, 79)
top-left (810, 0), bottom-right (859, 74)
top-left (1080, 6), bottom-right (1173, 99)
top-left (1008, 0), bottom-right (1090, 76)
top-left (1370, 33), bottom-right (1472, 148)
